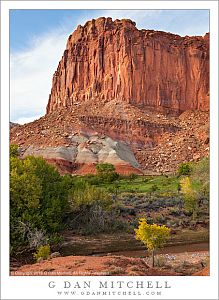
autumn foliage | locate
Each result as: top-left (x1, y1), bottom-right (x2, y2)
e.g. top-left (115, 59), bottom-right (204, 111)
top-left (135, 218), bottom-right (170, 267)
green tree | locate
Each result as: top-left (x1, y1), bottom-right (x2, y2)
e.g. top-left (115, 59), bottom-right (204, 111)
top-left (96, 163), bottom-right (115, 174)
top-left (10, 145), bottom-right (69, 253)
top-left (191, 157), bottom-right (209, 199)
top-left (180, 176), bottom-right (199, 220)
top-left (10, 144), bottom-right (19, 157)
top-left (135, 218), bottom-right (170, 267)
top-left (96, 163), bottom-right (119, 182)
top-left (10, 153), bottom-right (43, 252)
top-left (21, 156), bottom-right (69, 232)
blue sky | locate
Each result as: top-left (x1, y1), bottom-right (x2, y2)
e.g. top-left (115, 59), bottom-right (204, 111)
top-left (10, 9), bottom-right (209, 124)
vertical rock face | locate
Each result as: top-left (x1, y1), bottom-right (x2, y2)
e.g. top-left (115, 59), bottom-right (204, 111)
top-left (46, 17), bottom-right (209, 115)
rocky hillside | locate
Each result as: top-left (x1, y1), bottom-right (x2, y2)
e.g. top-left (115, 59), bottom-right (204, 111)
top-left (10, 17), bottom-right (210, 175)
top-left (10, 122), bottom-right (19, 129)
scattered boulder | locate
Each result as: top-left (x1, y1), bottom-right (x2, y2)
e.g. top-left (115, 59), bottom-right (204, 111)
top-left (50, 252), bottom-right (61, 259)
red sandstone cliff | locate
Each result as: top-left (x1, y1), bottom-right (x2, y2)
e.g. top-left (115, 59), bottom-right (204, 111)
top-left (10, 18), bottom-right (210, 175)
top-left (46, 17), bottom-right (209, 115)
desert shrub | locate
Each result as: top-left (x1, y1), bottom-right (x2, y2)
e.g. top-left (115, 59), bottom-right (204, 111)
top-left (10, 219), bottom-right (28, 254)
top-left (69, 184), bottom-right (112, 210)
top-left (67, 204), bottom-right (125, 235)
top-left (155, 215), bottom-right (167, 224)
top-left (202, 256), bottom-right (210, 267)
top-left (108, 182), bottom-right (121, 195)
top-left (68, 184), bottom-right (130, 234)
top-left (33, 245), bottom-right (51, 262)
top-left (83, 174), bottom-right (102, 185)
top-left (178, 162), bottom-right (192, 176)
top-left (24, 224), bottom-right (48, 249)
top-left (49, 233), bottom-right (64, 245)
top-left (108, 266), bottom-right (124, 275)
top-left (150, 184), bottom-right (158, 193)
top-left (106, 172), bottom-right (120, 183)
top-left (68, 184), bottom-right (116, 234)
top-left (127, 173), bottom-right (138, 181)
top-left (143, 178), bottom-right (149, 183)
top-left (84, 204), bottom-right (110, 233)
top-left (181, 260), bottom-right (190, 268)
top-left (156, 256), bottom-right (166, 267)
top-left (169, 207), bottom-right (181, 216)
top-left (111, 218), bottom-right (130, 232)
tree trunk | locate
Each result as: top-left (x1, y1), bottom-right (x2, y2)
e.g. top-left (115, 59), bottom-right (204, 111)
top-left (192, 209), bottom-right (197, 221)
top-left (192, 210), bottom-right (195, 221)
top-left (152, 250), bottom-right (155, 267)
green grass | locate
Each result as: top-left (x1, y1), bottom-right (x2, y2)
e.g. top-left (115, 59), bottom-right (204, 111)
top-left (87, 175), bottom-right (180, 195)
top-left (75, 158), bottom-right (209, 196)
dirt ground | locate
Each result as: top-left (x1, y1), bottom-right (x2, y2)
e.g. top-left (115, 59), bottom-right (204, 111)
top-left (11, 250), bottom-right (209, 276)
top-left (144, 250), bottom-right (209, 275)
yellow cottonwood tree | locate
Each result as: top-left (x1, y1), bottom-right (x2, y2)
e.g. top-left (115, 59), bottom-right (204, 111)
top-left (180, 176), bottom-right (199, 220)
top-left (135, 218), bottom-right (170, 267)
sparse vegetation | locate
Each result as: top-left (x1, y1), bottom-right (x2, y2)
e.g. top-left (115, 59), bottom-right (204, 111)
top-left (67, 184), bottom-right (116, 234)
top-left (10, 145), bottom-right (209, 270)
top-left (68, 184), bottom-right (112, 210)
top-left (178, 162), bottom-right (192, 176)
top-left (88, 174), bottom-right (180, 194)
top-left (96, 163), bottom-right (119, 182)
top-left (33, 245), bottom-right (51, 262)
top-left (179, 157), bottom-right (209, 220)
top-left (180, 176), bottom-right (199, 220)
top-left (108, 266), bottom-right (124, 275)
top-left (190, 157), bottom-right (209, 199)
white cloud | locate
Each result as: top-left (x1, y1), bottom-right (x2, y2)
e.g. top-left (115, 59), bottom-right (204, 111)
top-left (102, 9), bottom-right (161, 28)
top-left (10, 10), bottom-right (160, 124)
top-left (15, 115), bottom-right (43, 125)
top-left (10, 27), bottom-right (69, 123)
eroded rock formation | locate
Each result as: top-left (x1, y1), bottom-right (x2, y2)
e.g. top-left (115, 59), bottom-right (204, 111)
top-left (22, 135), bottom-right (143, 175)
top-left (10, 18), bottom-right (210, 174)
top-left (47, 17), bottom-right (209, 115)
